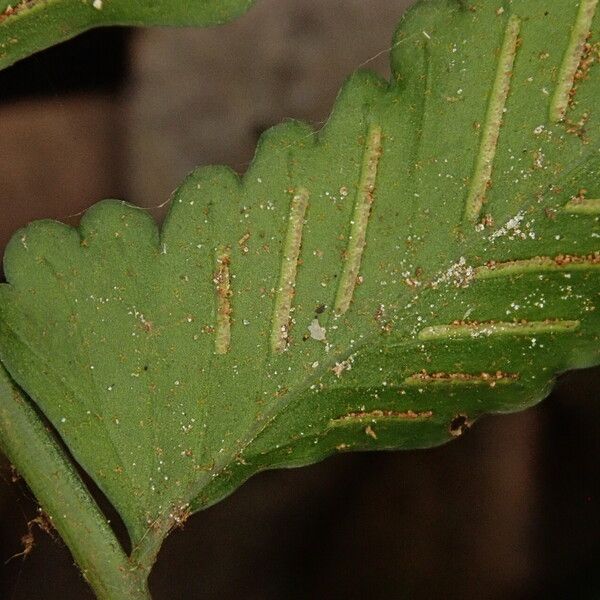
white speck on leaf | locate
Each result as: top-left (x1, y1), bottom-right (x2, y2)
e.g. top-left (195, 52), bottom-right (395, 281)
top-left (308, 318), bottom-right (326, 341)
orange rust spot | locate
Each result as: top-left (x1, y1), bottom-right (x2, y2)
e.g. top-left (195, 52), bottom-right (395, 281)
top-left (0, 4), bottom-right (17, 22)
top-left (407, 370), bottom-right (518, 387)
top-left (565, 111), bottom-right (590, 140)
top-left (554, 251), bottom-right (599, 266)
top-left (214, 246), bottom-right (232, 354)
top-left (336, 409), bottom-right (434, 421)
top-left (568, 40), bottom-right (599, 109)
top-left (484, 251), bottom-right (599, 270)
top-left (572, 188), bottom-right (588, 204)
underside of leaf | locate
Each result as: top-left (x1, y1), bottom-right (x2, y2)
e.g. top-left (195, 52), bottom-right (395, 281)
top-left (0, 0), bottom-right (598, 550)
top-left (0, 0), bottom-right (255, 71)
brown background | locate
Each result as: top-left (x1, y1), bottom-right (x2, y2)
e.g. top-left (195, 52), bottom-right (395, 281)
top-left (0, 1), bottom-right (599, 598)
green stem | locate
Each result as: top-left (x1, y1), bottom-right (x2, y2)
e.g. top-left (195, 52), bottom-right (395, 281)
top-left (0, 366), bottom-right (151, 600)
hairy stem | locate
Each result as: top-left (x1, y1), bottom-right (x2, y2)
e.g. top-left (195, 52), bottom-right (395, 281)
top-left (0, 366), bottom-right (151, 600)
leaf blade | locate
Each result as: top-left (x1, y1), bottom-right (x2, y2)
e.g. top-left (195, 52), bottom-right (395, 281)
top-left (0, 0), bottom-right (598, 543)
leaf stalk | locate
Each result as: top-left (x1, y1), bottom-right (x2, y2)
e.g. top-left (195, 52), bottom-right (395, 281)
top-left (0, 366), bottom-right (152, 600)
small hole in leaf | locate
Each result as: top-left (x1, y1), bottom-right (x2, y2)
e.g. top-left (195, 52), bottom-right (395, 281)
top-left (449, 414), bottom-right (469, 437)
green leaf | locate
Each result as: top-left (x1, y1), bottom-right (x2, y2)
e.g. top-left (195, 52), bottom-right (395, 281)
top-left (0, 0), bottom-right (255, 71)
top-left (0, 0), bottom-right (598, 548)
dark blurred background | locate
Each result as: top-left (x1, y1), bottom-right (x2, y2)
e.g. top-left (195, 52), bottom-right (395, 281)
top-left (0, 1), bottom-right (599, 598)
